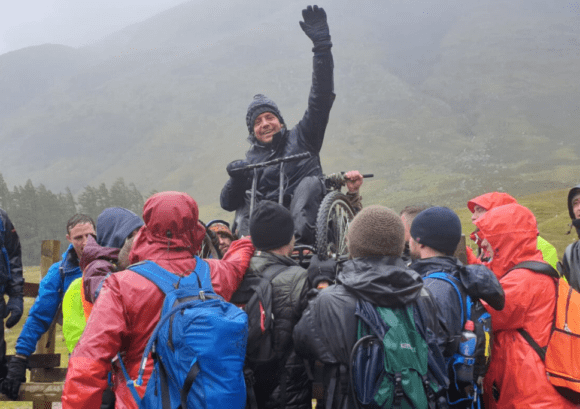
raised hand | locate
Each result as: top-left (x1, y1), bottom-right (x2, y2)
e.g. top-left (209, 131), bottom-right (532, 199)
top-left (299, 5), bottom-right (331, 46)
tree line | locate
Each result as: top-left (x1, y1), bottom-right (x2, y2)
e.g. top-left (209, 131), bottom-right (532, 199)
top-left (0, 173), bottom-right (145, 265)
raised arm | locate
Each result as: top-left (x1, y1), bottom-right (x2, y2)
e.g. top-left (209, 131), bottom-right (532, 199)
top-left (296, 5), bottom-right (335, 153)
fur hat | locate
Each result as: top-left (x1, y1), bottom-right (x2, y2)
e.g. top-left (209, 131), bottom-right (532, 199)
top-left (250, 201), bottom-right (294, 251)
top-left (347, 205), bottom-right (405, 258)
top-left (410, 206), bottom-right (461, 256)
top-left (246, 94), bottom-right (284, 134)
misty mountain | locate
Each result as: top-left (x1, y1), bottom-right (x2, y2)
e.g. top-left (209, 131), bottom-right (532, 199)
top-left (1, 0), bottom-right (579, 213)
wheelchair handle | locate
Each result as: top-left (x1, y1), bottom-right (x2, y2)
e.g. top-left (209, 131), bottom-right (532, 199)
top-left (229, 152), bottom-right (312, 173)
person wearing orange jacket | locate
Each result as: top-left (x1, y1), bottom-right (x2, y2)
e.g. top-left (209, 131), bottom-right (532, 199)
top-left (466, 192), bottom-right (558, 268)
top-left (61, 191), bottom-right (255, 409)
top-left (475, 203), bottom-right (575, 408)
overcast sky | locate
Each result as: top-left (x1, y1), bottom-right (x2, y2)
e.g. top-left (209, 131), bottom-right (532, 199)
top-left (0, 0), bottom-right (187, 55)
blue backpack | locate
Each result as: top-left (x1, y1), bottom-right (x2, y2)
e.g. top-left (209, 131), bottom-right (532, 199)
top-left (119, 259), bottom-right (248, 409)
top-left (425, 272), bottom-right (492, 409)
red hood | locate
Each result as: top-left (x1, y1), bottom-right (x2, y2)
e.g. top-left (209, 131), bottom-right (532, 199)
top-left (129, 191), bottom-right (206, 264)
top-left (475, 203), bottom-right (542, 279)
top-left (467, 192), bottom-right (517, 213)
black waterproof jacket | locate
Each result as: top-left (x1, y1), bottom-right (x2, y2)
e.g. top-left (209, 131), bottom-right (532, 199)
top-left (409, 257), bottom-right (505, 356)
top-left (220, 47), bottom-right (335, 211)
top-left (293, 256), bottom-right (448, 409)
top-left (0, 208), bottom-right (23, 302)
top-left (231, 251), bottom-right (311, 409)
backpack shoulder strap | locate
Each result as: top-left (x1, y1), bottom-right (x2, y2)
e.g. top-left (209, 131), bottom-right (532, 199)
top-left (179, 256), bottom-right (212, 290)
top-left (508, 260), bottom-right (560, 279)
top-left (128, 260), bottom-right (179, 295)
top-left (425, 271), bottom-right (468, 324)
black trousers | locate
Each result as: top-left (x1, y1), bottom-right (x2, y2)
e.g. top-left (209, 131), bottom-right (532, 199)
top-left (233, 176), bottom-right (326, 245)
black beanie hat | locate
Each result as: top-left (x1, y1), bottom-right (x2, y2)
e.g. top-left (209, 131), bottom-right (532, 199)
top-left (410, 206), bottom-right (461, 256)
top-left (347, 205), bottom-right (405, 258)
top-left (250, 201), bottom-right (294, 251)
top-left (246, 94), bottom-right (285, 134)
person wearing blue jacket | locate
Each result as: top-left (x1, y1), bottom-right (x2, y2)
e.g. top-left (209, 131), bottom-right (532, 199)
top-left (1, 214), bottom-right (95, 400)
top-left (220, 5), bottom-right (335, 244)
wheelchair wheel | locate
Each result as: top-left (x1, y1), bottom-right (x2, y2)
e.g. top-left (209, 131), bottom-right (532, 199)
top-left (315, 191), bottom-right (355, 260)
top-left (198, 221), bottom-right (222, 259)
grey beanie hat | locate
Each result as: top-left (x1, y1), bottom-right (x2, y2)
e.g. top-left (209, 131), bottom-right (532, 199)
top-left (347, 205), bottom-right (405, 258)
top-left (246, 94), bottom-right (285, 134)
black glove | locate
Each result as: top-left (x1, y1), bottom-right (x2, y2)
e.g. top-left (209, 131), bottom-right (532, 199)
top-left (307, 255), bottom-right (337, 288)
top-left (226, 160), bottom-right (250, 180)
top-left (4, 296), bottom-right (23, 329)
top-left (1, 355), bottom-right (27, 400)
top-left (299, 5), bottom-right (331, 49)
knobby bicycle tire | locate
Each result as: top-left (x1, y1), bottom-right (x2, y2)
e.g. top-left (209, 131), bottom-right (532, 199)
top-left (315, 191), bottom-right (355, 261)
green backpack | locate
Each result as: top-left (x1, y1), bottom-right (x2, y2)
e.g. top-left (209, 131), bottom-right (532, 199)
top-left (350, 299), bottom-right (432, 409)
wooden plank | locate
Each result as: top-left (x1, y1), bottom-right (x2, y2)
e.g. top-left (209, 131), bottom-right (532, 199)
top-left (37, 240), bottom-right (61, 356)
top-left (30, 368), bottom-right (67, 383)
top-left (0, 383), bottom-right (63, 402)
top-left (5, 353), bottom-right (61, 369)
top-left (23, 282), bottom-right (40, 298)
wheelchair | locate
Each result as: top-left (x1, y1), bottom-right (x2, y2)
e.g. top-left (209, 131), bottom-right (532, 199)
top-left (215, 153), bottom-right (372, 264)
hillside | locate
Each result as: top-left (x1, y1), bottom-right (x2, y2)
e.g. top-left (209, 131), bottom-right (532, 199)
top-left (0, 0), bottom-right (579, 211)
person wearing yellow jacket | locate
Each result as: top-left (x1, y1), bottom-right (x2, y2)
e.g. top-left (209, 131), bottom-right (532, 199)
top-left (62, 207), bottom-right (143, 409)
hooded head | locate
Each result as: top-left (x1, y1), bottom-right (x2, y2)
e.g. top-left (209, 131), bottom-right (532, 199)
top-left (129, 192), bottom-right (206, 264)
top-left (567, 184), bottom-right (580, 238)
top-left (96, 207), bottom-right (144, 249)
top-left (246, 94), bottom-right (285, 135)
top-left (475, 203), bottom-right (542, 278)
top-left (467, 192), bottom-right (517, 214)
top-left (347, 205), bottom-right (405, 258)
top-left (410, 207), bottom-right (462, 256)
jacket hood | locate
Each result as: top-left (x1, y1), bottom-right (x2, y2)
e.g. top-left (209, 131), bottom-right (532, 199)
top-left (80, 235), bottom-right (119, 272)
top-left (410, 256), bottom-right (505, 310)
top-left (338, 256), bottom-right (424, 307)
top-left (96, 207), bottom-right (144, 249)
top-left (567, 184), bottom-right (580, 220)
top-left (475, 203), bottom-right (542, 279)
top-left (129, 191), bottom-right (206, 264)
top-left (467, 192), bottom-right (517, 213)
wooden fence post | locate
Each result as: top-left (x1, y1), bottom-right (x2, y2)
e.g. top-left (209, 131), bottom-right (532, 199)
top-left (33, 240), bottom-right (61, 409)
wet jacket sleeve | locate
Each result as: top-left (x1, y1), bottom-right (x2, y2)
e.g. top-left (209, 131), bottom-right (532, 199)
top-left (293, 290), bottom-right (339, 364)
top-left (206, 237), bottom-right (255, 301)
top-left (1, 210), bottom-right (24, 298)
top-left (220, 176), bottom-right (251, 212)
top-left (15, 261), bottom-right (63, 357)
top-left (62, 275), bottom-right (127, 409)
top-left (295, 46), bottom-right (335, 154)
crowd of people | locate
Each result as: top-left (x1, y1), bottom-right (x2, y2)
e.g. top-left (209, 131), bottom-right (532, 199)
top-left (0, 4), bottom-right (579, 409)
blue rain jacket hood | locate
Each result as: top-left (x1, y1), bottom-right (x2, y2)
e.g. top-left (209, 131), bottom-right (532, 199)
top-left (96, 207), bottom-right (144, 249)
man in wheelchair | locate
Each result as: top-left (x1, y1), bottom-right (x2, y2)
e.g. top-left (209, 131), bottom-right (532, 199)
top-left (221, 5), bottom-right (355, 245)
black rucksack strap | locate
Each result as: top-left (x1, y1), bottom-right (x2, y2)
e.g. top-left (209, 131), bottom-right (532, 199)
top-left (179, 360), bottom-right (201, 409)
top-left (392, 372), bottom-right (405, 409)
top-left (517, 328), bottom-right (546, 362)
top-left (325, 365), bottom-right (339, 409)
top-left (244, 367), bottom-right (259, 409)
top-left (508, 261), bottom-right (559, 278)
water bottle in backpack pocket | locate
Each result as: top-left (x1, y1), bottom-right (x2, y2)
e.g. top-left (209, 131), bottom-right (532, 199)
top-left (425, 272), bottom-right (492, 408)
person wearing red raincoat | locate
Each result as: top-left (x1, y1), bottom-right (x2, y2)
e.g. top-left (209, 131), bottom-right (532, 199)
top-left (466, 192), bottom-right (558, 268)
top-left (475, 203), bottom-right (575, 408)
top-left (61, 191), bottom-right (255, 409)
